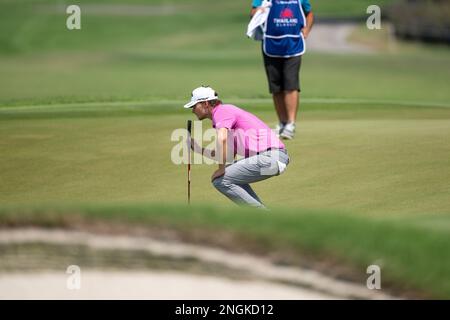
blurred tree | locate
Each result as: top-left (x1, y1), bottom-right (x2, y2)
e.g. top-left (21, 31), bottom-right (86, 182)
top-left (387, 0), bottom-right (450, 43)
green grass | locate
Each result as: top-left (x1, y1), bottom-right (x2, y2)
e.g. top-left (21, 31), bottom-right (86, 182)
top-left (1, 102), bottom-right (449, 216)
top-left (0, 203), bottom-right (449, 298)
top-left (2, 50), bottom-right (450, 106)
top-left (1, 1), bottom-right (449, 106)
top-left (0, 0), bottom-right (449, 299)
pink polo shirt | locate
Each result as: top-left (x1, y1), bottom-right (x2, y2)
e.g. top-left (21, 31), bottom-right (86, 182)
top-left (212, 104), bottom-right (285, 158)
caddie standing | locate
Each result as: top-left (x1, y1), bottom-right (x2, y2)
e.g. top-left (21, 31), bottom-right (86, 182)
top-left (250, 0), bottom-right (314, 139)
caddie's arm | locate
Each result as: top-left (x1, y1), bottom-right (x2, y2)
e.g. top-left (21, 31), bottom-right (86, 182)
top-left (302, 11), bottom-right (314, 39)
top-left (250, 6), bottom-right (268, 17)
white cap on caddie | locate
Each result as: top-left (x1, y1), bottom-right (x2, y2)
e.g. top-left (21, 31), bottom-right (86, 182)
top-left (183, 86), bottom-right (218, 109)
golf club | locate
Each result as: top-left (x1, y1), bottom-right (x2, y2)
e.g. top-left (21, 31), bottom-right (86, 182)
top-left (187, 120), bottom-right (192, 204)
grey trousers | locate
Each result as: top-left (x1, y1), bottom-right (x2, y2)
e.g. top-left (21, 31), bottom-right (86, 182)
top-left (212, 149), bottom-right (289, 209)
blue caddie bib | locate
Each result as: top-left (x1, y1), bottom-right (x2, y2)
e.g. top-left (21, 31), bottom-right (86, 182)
top-left (263, 0), bottom-right (306, 57)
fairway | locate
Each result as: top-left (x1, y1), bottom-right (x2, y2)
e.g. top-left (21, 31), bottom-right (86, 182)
top-left (1, 0), bottom-right (450, 299)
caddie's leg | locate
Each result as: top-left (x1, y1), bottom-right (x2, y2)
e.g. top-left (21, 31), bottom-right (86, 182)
top-left (283, 55), bottom-right (302, 124)
top-left (285, 90), bottom-right (299, 123)
top-left (273, 92), bottom-right (288, 124)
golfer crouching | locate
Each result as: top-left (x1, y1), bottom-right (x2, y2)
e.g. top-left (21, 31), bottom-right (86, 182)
top-left (184, 86), bottom-right (289, 209)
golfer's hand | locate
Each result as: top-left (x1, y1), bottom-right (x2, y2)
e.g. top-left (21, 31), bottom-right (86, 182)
top-left (188, 138), bottom-right (202, 154)
top-left (211, 167), bottom-right (225, 182)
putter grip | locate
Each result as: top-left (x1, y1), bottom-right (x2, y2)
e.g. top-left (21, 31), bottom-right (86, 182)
top-left (187, 120), bottom-right (192, 134)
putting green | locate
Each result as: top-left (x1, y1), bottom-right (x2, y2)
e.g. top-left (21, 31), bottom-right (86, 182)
top-left (1, 101), bottom-right (449, 216)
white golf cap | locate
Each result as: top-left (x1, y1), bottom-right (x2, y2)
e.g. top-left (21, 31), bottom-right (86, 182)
top-left (183, 86), bottom-right (218, 109)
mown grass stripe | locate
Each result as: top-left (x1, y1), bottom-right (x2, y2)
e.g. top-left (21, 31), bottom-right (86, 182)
top-left (0, 98), bottom-right (448, 113)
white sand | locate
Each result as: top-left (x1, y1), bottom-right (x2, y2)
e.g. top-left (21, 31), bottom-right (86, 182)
top-left (0, 271), bottom-right (338, 300)
top-left (0, 228), bottom-right (392, 300)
